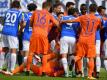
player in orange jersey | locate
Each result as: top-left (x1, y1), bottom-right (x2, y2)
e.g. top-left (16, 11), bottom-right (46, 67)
top-left (26, 1), bottom-right (59, 75)
top-left (61, 4), bottom-right (102, 79)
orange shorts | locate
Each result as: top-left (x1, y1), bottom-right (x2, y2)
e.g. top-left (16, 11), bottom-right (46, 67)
top-left (29, 35), bottom-right (49, 55)
top-left (76, 42), bottom-right (96, 58)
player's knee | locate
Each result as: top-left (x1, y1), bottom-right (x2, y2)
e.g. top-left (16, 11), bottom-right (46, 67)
top-left (96, 54), bottom-right (100, 57)
top-left (61, 54), bottom-right (67, 58)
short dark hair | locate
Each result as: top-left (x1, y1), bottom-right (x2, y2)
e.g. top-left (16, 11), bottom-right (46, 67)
top-left (57, 12), bottom-right (64, 17)
top-left (68, 8), bottom-right (79, 15)
top-left (27, 3), bottom-right (37, 11)
top-left (42, 1), bottom-right (51, 9)
top-left (80, 4), bottom-right (87, 11)
top-left (97, 6), bottom-right (106, 13)
top-left (66, 2), bottom-right (75, 8)
top-left (89, 4), bottom-right (97, 12)
top-left (11, 1), bottom-right (21, 8)
top-left (53, 3), bottom-right (61, 8)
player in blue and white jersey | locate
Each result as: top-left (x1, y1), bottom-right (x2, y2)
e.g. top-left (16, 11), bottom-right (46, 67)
top-left (22, 3), bottom-right (37, 64)
top-left (60, 8), bottom-right (80, 77)
top-left (1, 1), bottom-right (25, 73)
top-left (94, 6), bottom-right (106, 78)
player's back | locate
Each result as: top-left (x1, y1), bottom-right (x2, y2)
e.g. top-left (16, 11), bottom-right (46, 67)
top-left (2, 8), bottom-right (22, 36)
top-left (31, 9), bottom-right (57, 37)
top-left (78, 14), bottom-right (101, 44)
top-left (61, 15), bottom-right (79, 38)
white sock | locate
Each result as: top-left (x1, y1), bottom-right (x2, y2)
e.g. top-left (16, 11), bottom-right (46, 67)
top-left (23, 56), bottom-right (27, 63)
top-left (83, 58), bottom-right (88, 76)
top-left (10, 53), bottom-right (16, 71)
top-left (68, 55), bottom-right (74, 66)
top-left (6, 53), bottom-right (11, 71)
top-left (104, 60), bottom-right (107, 71)
top-left (0, 52), bottom-right (5, 69)
top-left (96, 57), bottom-right (101, 72)
top-left (61, 58), bottom-right (68, 74)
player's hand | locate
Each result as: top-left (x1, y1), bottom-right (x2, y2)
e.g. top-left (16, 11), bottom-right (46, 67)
top-left (18, 31), bottom-right (22, 36)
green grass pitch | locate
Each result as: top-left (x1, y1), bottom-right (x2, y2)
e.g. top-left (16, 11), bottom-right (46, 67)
top-left (0, 68), bottom-right (106, 80)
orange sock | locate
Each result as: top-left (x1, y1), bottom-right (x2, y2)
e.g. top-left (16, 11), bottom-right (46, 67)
top-left (12, 63), bottom-right (25, 75)
top-left (26, 52), bottom-right (33, 71)
top-left (88, 58), bottom-right (94, 77)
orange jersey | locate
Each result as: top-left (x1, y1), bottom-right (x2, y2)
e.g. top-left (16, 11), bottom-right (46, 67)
top-left (30, 9), bottom-right (58, 37)
top-left (74, 14), bottom-right (101, 44)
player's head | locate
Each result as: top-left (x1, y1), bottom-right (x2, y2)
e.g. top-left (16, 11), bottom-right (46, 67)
top-left (10, 1), bottom-right (21, 9)
top-left (53, 3), bottom-right (62, 14)
top-left (27, 3), bottom-right (37, 11)
top-left (89, 4), bottom-right (97, 12)
top-left (66, 2), bottom-right (75, 11)
top-left (57, 12), bottom-right (64, 20)
top-left (68, 8), bottom-right (79, 17)
top-left (97, 6), bottom-right (106, 16)
top-left (80, 4), bottom-right (87, 15)
top-left (42, 1), bottom-right (52, 11)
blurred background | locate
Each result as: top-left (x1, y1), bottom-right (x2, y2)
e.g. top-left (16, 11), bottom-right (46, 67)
top-left (0, 0), bottom-right (107, 24)
top-left (0, 0), bottom-right (107, 17)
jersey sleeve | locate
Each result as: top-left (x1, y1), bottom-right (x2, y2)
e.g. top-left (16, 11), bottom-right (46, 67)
top-left (49, 13), bottom-right (59, 26)
top-left (72, 17), bottom-right (81, 22)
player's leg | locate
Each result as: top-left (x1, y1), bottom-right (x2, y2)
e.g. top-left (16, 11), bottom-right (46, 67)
top-left (60, 36), bottom-right (69, 77)
top-left (0, 34), bottom-right (9, 71)
top-left (68, 37), bottom-right (76, 77)
top-left (75, 42), bottom-right (84, 77)
top-left (87, 57), bottom-right (95, 79)
top-left (26, 51), bottom-right (33, 75)
top-left (103, 39), bottom-right (107, 71)
top-left (87, 44), bottom-right (96, 79)
top-left (8, 36), bottom-right (18, 72)
top-left (82, 57), bottom-right (88, 77)
top-left (22, 40), bottom-right (30, 63)
top-left (17, 32), bottom-right (23, 66)
top-left (95, 40), bottom-right (101, 78)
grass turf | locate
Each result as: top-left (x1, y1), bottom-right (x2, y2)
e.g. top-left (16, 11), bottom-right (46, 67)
top-left (0, 68), bottom-right (106, 80)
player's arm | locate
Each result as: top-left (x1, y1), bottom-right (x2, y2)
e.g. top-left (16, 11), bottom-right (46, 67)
top-left (98, 18), bottom-right (103, 30)
top-left (30, 11), bottom-right (35, 27)
top-left (49, 13), bottom-right (59, 27)
top-left (61, 17), bottom-right (81, 23)
top-left (20, 14), bottom-right (26, 29)
top-left (19, 13), bottom-right (26, 34)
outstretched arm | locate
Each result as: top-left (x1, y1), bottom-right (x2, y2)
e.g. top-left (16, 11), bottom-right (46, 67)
top-left (60, 17), bottom-right (80, 24)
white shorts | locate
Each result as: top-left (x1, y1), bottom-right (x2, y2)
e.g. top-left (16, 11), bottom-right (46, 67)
top-left (96, 40), bottom-right (101, 55)
top-left (103, 39), bottom-right (107, 58)
top-left (60, 36), bottom-right (76, 54)
top-left (2, 34), bottom-right (18, 49)
top-left (23, 40), bottom-right (30, 51)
